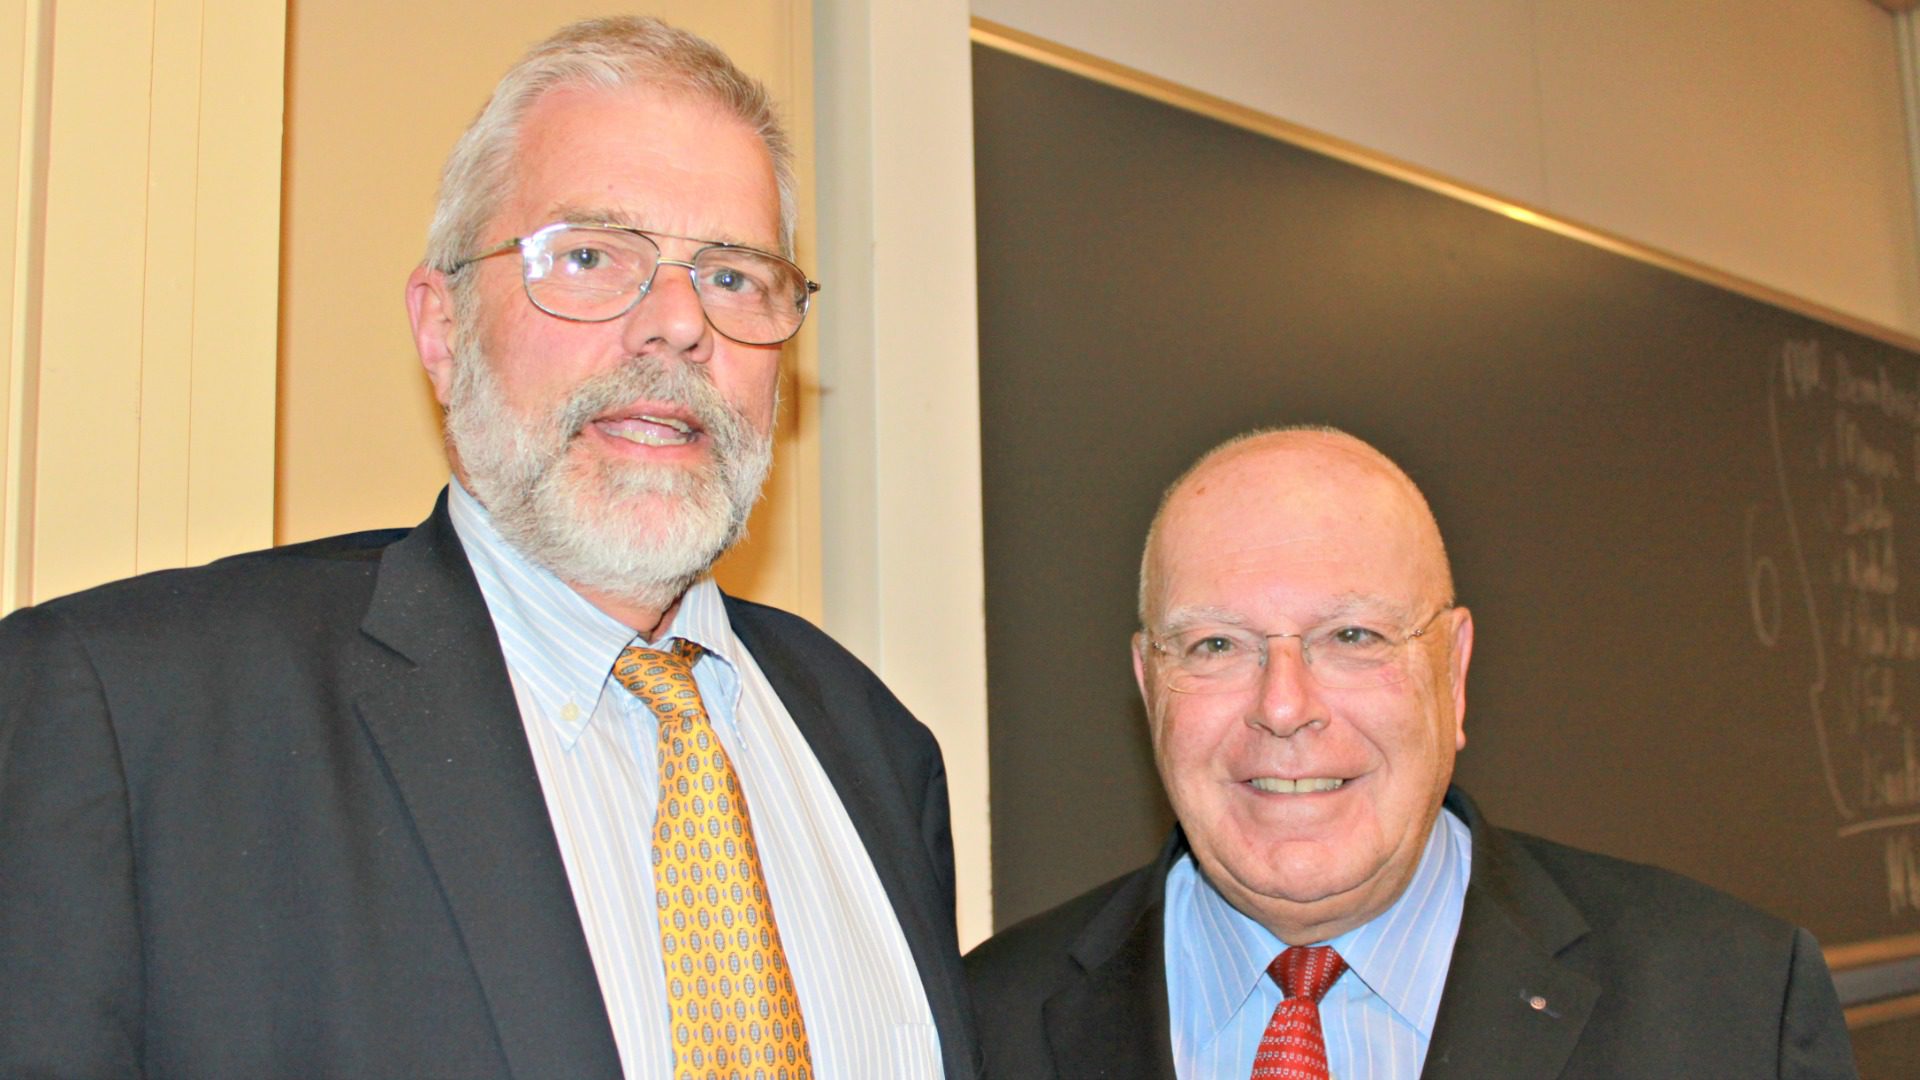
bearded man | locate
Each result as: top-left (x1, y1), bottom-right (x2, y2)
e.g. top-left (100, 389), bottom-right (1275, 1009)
top-left (0, 18), bottom-right (976, 1080)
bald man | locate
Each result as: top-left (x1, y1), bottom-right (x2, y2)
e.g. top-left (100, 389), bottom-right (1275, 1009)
top-left (965, 427), bottom-right (1856, 1079)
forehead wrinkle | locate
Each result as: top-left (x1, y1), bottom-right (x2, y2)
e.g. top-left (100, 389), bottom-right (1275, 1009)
top-left (505, 82), bottom-right (781, 251)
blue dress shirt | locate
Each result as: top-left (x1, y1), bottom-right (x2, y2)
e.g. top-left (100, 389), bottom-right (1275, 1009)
top-left (1165, 808), bottom-right (1471, 1079)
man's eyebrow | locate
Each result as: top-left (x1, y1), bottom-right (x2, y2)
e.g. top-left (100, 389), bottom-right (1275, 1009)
top-left (1318, 593), bottom-right (1419, 623)
top-left (1153, 606), bottom-right (1253, 632)
top-left (546, 204), bottom-right (637, 229)
top-left (1153, 596), bottom-right (1417, 633)
top-left (544, 205), bottom-right (758, 248)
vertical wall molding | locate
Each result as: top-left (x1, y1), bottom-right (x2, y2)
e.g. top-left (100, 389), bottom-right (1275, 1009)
top-left (0, 0), bottom-right (46, 614)
top-left (1898, 10), bottom-right (1920, 316)
top-left (813, 0), bottom-right (992, 947)
top-left (1, 0), bottom-right (283, 612)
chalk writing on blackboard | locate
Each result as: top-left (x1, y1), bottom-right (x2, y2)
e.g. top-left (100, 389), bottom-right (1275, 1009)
top-left (1758, 339), bottom-right (1920, 913)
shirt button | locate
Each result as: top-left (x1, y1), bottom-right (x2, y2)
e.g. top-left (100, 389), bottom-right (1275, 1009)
top-left (1528, 995), bottom-right (1548, 1011)
top-left (562, 703), bottom-right (580, 722)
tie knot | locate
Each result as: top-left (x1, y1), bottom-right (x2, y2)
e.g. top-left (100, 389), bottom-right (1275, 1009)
top-left (611, 639), bottom-right (704, 704)
top-left (1268, 945), bottom-right (1347, 1002)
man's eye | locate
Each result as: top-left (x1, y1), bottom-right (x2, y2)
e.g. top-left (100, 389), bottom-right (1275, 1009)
top-left (1182, 633), bottom-right (1247, 662)
top-left (1317, 625), bottom-right (1395, 661)
top-left (558, 247), bottom-right (609, 274)
top-left (703, 264), bottom-right (766, 296)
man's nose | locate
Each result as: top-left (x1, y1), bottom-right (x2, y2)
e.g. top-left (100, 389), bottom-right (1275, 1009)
top-left (1247, 637), bottom-right (1325, 738)
top-left (621, 259), bottom-right (713, 359)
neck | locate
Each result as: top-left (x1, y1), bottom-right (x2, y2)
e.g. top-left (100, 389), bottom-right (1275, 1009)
top-left (575, 582), bottom-right (685, 642)
top-left (1262, 901), bottom-right (1385, 947)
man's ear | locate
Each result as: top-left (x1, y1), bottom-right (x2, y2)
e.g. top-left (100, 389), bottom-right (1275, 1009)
top-left (407, 264), bottom-right (459, 407)
top-left (1132, 631), bottom-right (1165, 742)
top-left (1132, 631), bottom-right (1150, 702)
top-left (1448, 607), bottom-right (1474, 751)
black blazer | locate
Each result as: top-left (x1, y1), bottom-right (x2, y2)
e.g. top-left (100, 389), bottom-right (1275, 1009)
top-left (0, 493), bottom-right (980, 1079)
top-left (965, 788), bottom-right (1855, 1079)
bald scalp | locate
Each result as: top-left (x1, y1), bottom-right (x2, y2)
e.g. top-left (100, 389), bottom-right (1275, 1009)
top-left (1137, 426), bottom-right (1455, 625)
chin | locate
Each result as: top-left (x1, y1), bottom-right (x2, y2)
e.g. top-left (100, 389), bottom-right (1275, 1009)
top-left (1205, 828), bottom-right (1375, 906)
top-left (542, 475), bottom-right (735, 588)
top-left (1255, 852), bottom-right (1364, 903)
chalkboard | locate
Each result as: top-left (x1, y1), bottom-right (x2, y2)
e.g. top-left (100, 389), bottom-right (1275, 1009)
top-left (972, 39), bottom-right (1920, 1043)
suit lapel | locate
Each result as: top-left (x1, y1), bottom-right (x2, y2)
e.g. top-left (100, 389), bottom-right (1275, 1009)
top-left (1042, 841), bottom-right (1180, 1080)
top-left (351, 496), bottom-right (621, 1078)
top-left (1421, 789), bottom-right (1598, 1080)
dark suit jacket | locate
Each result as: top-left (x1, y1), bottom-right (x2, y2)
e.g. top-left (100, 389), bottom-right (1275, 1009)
top-left (0, 493), bottom-right (980, 1079)
top-left (965, 788), bottom-right (1856, 1079)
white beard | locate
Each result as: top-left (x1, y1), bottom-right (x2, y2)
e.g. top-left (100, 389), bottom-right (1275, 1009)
top-left (443, 343), bottom-right (773, 614)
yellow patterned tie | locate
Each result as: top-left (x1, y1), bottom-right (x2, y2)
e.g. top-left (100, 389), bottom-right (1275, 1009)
top-left (613, 640), bottom-right (815, 1080)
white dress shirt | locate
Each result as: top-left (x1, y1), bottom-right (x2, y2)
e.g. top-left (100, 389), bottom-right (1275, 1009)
top-left (449, 482), bottom-right (943, 1078)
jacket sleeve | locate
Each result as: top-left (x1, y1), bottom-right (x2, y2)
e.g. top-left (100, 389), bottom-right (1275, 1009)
top-left (0, 605), bottom-right (144, 1076)
top-left (1778, 926), bottom-right (1859, 1079)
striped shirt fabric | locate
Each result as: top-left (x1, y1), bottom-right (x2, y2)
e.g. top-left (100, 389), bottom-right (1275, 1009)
top-left (1165, 808), bottom-right (1471, 1080)
top-left (448, 482), bottom-right (944, 1079)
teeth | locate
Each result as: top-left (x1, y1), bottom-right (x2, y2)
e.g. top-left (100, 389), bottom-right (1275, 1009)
top-left (601, 414), bottom-right (695, 447)
top-left (639, 414), bottom-right (692, 434)
top-left (1250, 777), bottom-right (1345, 794)
top-left (605, 426), bottom-right (689, 447)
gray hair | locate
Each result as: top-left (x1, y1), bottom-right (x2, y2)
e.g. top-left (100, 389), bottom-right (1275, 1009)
top-left (423, 16), bottom-right (796, 319)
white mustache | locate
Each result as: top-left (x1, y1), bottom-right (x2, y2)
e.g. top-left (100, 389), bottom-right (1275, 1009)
top-left (552, 358), bottom-right (748, 455)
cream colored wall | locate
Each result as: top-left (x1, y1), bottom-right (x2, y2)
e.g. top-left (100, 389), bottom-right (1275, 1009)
top-left (1, 0), bottom-right (284, 611)
top-left (969, 0), bottom-right (1920, 339)
top-left (278, 0), bottom-right (819, 617)
top-left (814, 0), bottom-right (992, 949)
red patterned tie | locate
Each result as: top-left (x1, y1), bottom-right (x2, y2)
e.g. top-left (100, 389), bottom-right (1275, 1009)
top-left (1250, 945), bottom-right (1348, 1080)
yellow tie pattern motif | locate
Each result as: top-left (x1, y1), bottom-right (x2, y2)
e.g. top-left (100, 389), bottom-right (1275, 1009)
top-left (613, 640), bottom-right (815, 1080)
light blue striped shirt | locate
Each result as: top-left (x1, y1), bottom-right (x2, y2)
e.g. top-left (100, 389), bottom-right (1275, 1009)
top-left (1165, 808), bottom-right (1471, 1080)
top-left (448, 482), bottom-right (943, 1079)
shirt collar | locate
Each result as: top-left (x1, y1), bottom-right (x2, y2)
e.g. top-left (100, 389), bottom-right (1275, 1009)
top-left (1176, 863), bottom-right (1284, 1043)
top-left (1327, 806), bottom-right (1470, 1035)
top-left (1181, 806), bottom-right (1470, 1046)
top-left (447, 479), bottom-right (742, 745)
top-left (654, 572), bottom-right (743, 725)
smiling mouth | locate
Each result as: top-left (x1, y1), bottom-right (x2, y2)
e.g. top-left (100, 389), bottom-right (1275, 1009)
top-left (595, 413), bottom-right (698, 447)
top-left (1248, 777), bottom-right (1345, 794)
